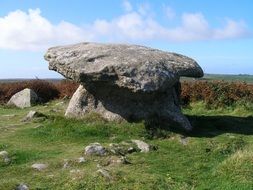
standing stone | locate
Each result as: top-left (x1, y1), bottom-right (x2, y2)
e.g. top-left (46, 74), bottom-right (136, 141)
top-left (45, 42), bottom-right (203, 131)
top-left (7, 88), bottom-right (38, 108)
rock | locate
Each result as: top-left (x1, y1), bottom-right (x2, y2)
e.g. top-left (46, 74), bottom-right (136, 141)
top-left (45, 42), bottom-right (203, 131)
top-left (0, 150), bottom-right (11, 163)
top-left (31, 163), bottom-right (48, 171)
top-left (97, 169), bottom-right (112, 180)
top-left (131, 140), bottom-right (150, 153)
top-left (70, 169), bottom-right (81, 173)
top-left (3, 157), bottom-right (11, 163)
top-left (7, 88), bottom-right (38, 108)
top-left (108, 142), bottom-right (138, 155)
top-left (105, 156), bottom-right (131, 166)
top-left (84, 143), bottom-right (106, 156)
top-left (63, 159), bottom-right (69, 168)
top-left (0, 150), bottom-right (8, 158)
top-left (77, 157), bottom-right (86, 163)
top-left (16, 184), bottom-right (29, 190)
top-left (179, 136), bottom-right (189, 145)
top-left (21, 110), bottom-right (46, 122)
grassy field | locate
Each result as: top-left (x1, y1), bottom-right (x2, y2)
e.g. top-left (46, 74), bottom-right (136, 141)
top-left (0, 100), bottom-right (253, 190)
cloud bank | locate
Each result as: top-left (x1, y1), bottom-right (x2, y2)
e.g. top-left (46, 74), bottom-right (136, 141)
top-left (0, 2), bottom-right (250, 51)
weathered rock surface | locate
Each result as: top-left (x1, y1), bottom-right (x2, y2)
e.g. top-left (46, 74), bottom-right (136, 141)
top-left (21, 110), bottom-right (46, 122)
top-left (7, 88), bottom-right (38, 108)
top-left (45, 42), bottom-right (204, 130)
top-left (0, 150), bottom-right (11, 164)
top-left (84, 143), bottom-right (106, 156)
top-left (0, 150), bottom-right (8, 158)
top-left (16, 184), bottom-right (29, 190)
top-left (131, 140), bottom-right (150, 153)
top-left (31, 163), bottom-right (48, 171)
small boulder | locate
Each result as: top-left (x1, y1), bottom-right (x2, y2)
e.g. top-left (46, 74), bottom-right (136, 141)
top-left (179, 136), bottom-right (189, 145)
top-left (31, 163), bottom-right (48, 171)
top-left (84, 143), bottom-right (106, 156)
top-left (16, 184), bottom-right (29, 190)
top-left (21, 110), bottom-right (46, 122)
top-left (0, 150), bottom-right (8, 158)
top-left (108, 142), bottom-right (138, 155)
top-left (131, 140), bottom-right (150, 153)
top-left (77, 157), bottom-right (86, 163)
top-left (103, 156), bottom-right (131, 166)
top-left (0, 150), bottom-right (11, 163)
top-left (7, 88), bottom-right (38, 108)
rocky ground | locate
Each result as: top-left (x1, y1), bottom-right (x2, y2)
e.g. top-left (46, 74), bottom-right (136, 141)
top-left (0, 99), bottom-right (253, 189)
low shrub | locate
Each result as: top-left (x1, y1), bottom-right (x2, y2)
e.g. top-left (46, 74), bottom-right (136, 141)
top-left (54, 79), bottom-right (79, 98)
top-left (0, 79), bottom-right (59, 103)
top-left (1, 79), bottom-right (253, 108)
top-left (181, 81), bottom-right (253, 108)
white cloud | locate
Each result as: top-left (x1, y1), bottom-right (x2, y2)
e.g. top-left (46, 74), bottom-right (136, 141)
top-left (0, 9), bottom-right (93, 50)
top-left (0, 4), bottom-right (250, 51)
top-left (213, 19), bottom-right (249, 39)
top-left (122, 0), bottom-right (132, 12)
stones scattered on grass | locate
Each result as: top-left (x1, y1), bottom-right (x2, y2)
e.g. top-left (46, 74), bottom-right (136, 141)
top-left (21, 110), bottom-right (46, 122)
top-left (97, 169), bottom-right (112, 180)
top-left (63, 159), bottom-right (70, 169)
top-left (16, 183), bottom-right (29, 190)
top-left (0, 150), bottom-right (8, 158)
top-left (108, 140), bottom-right (154, 154)
top-left (84, 143), bottom-right (107, 156)
top-left (7, 88), bottom-right (38, 108)
top-left (85, 140), bottom-right (155, 157)
top-left (70, 169), bottom-right (81, 173)
top-left (77, 157), bottom-right (86, 163)
top-left (31, 163), bottom-right (48, 171)
top-left (179, 136), bottom-right (189, 145)
top-left (102, 156), bottom-right (131, 167)
top-left (63, 157), bottom-right (87, 168)
top-left (131, 140), bottom-right (150, 153)
top-left (0, 150), bottom-right (11, 164)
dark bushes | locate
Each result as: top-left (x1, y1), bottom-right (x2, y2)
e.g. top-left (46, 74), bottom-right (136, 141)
top-left (181, 81), bottom-right (253, 108)
top-left (1, 79), bottom-right (253, 108)
top-left (54, 79), bottom-right (79, 98)
top-left (0, 80), bottom-right (59, 103)
top-left (0, 79), bottom-right (78, 104)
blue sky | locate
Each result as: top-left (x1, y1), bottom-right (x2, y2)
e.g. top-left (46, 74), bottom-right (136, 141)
top-left (0, 0), bottom-right (252, 78)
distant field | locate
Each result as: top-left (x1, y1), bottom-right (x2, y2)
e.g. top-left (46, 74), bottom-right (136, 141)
top-left (0, 78), bottom-right (62, 83)
top-left (181, 74), bottom-right (253, 83)
top-left (1, 74), bottom-right (253, 84)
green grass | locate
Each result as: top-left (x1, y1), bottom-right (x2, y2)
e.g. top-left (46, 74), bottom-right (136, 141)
top-left (0, 100), bottom-right (253, 189)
